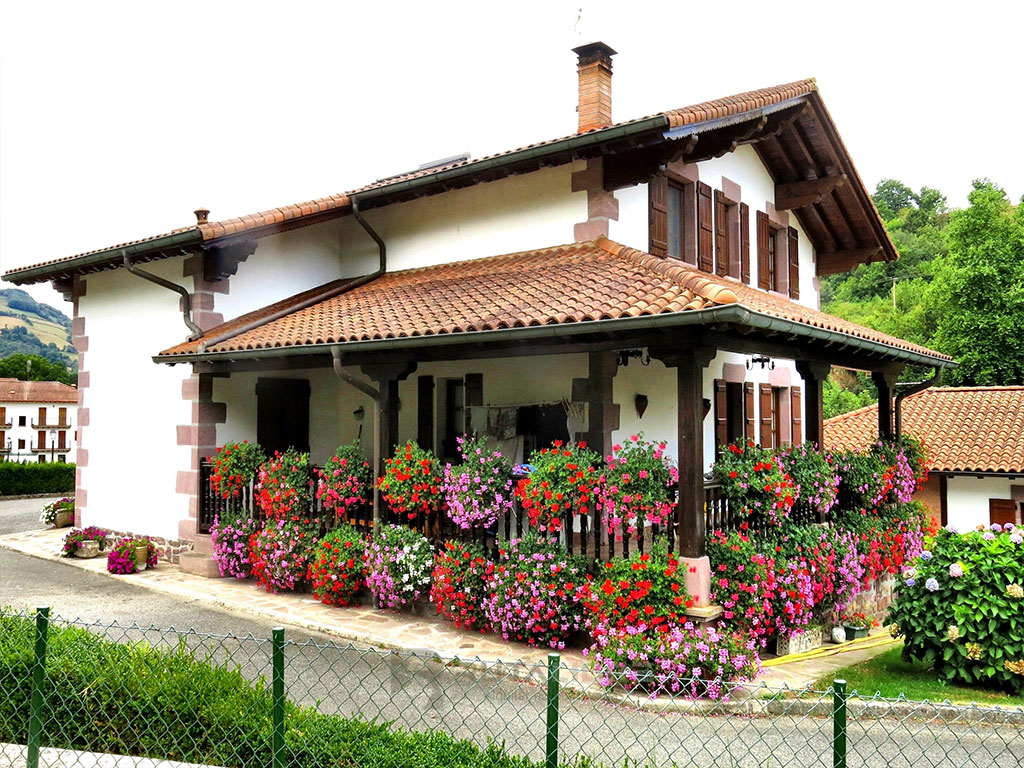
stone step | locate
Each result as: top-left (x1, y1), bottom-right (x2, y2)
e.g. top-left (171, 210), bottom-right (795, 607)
top-left (190, 533), bottom-right (213, 555)
top-left (178, 551), bottom-right (222, 578)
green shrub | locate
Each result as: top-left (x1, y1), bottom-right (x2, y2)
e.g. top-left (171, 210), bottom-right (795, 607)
top-left (887, 523), bottom-right (1024, 694)
top-left (0, 612), bottom-right (544, 768)
top-left (0, 461), bottom-right (75, 496)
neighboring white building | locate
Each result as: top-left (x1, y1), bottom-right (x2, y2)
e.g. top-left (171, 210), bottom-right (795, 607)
top-left (3, 43), bottom-right (954, 586)
top-left (0, 378), bottom-right (77, 465)
top-left (825, 387), bottom-right (1024, 530)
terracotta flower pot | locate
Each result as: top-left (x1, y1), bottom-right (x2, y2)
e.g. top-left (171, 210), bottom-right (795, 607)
top-left (55, 510), bottom-right (74, 528)
top-left (74, 540), bottom-right (100, 558)
top-left (134, 545), bottom-right (150, 571)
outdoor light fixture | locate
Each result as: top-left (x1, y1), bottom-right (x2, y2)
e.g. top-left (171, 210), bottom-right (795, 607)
top-left (634, 394), bottom-right (648, 419)
top-left (746, 355), bottom-right (775, 371)
top-left (617, 349), bottom-right (650, 367)
top-left (352, 406), bottom-right (365, 422)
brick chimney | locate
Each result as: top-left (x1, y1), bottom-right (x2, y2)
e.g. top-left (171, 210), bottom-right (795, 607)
top-left (572, 41), bottom-right (617, 133)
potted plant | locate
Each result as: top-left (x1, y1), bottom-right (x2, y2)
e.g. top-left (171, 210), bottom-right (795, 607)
top-left (62, 526), bottom-right (108, 558)
top-left (841, 612), bottom-right (871, 640)
top-left (133, 538), bottom-right (155, 571)
top-left (40, 497), bottom-right (75, 528)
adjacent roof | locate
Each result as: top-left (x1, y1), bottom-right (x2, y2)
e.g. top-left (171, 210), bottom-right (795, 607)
top-left (825, 387), bottom-right (1024, 474)
top-left (0, 378), bottom-right (77, 404)
top-left (157, 238), bottom-right (950, 365)
top-left (4, 78), bottom-right (894, 285)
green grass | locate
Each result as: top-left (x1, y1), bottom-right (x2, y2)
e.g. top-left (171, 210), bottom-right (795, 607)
top-left (815, 647), bottom-right (1024, 708)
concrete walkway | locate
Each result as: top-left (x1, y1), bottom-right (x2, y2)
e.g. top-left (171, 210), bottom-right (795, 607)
top-left (0, 526), bottom-right (893, 693)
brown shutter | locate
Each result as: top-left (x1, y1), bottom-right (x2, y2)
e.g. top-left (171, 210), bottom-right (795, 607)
top-left (714, 190), bottom-right (729, 277)
top-left (740, 203), bottom-right (751, 284)
top-left (791, 386), bottom-right (802, 445)
top-left (990, 499), bottom-right (1016, 526)
top-left (649, 173), bottom-right (668, 257)
top-left (744, 382), bottom-right (755, 440)
top-left (714, 379), bottom-right (728, 451)
top-left (759, 383), bottom-right (775, 448)
top-left (756, 211), bottom-right (771, 290)
top-left (417, 375), bottom-right (434, 450)
top-left (697, 182), bottom-right (714, 272)
top-left (788, 226), bottom-right (800, 299)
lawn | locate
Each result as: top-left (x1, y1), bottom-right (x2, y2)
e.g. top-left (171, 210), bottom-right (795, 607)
top-left (815, 647), bottom-right (1024, 708)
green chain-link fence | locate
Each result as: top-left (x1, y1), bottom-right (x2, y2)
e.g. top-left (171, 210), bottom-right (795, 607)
top-left (1, 607), bottom-right (1021, 768)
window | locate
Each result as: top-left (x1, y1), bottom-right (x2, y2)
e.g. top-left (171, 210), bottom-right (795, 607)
top-left (759, 384), bottom-right (791, 449)
top-left (38, 455), bottom-right (45, 463)
top-left (58, 407), bottom-right (67, 426)
top-left (990, 499), bottom-right (1016, 527)
top-left (18, 416), bottom-right (26, 427)
top-left (649, 172), bottom-right (696, 263)
top-left (58, 455), bottom-right (67, 463)
top-left (714, 190), bottom-right (739, 278)
top-left (38, 406), bottom-right (46, 425)
top-left (787, 227), bottom-right (800, 300)
top-left (256, 378), bottom-right (310, 456)
top-left (766, 229), bottom-right (778, 291)
top-left (714, 380), bottom-right (748, 449)
top-left (0, 407), bottom-right (7, 426)
top-left (18, 439), bottom-right (25, 450)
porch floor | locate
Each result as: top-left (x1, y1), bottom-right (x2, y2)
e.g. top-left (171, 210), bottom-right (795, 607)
top-left (1, 527), bottom-right (895, 701)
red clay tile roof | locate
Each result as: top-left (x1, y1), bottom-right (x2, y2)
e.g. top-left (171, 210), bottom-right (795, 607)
top-left (157, 238), bottom-right (950, 362)
top-left (0, 378), bottom-right (78, 404)
top-left (5, 79), bottom-right (826, 283)
top-left (824, 387), bottom-right (1024, 473)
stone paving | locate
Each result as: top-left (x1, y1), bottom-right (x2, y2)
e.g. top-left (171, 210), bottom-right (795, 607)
top-left (0, 526), bottom-right (894, 695)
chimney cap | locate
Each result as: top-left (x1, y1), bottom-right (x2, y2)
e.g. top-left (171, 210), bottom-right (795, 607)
top-left (572, 41), bottom-right (617, 60)
top-left (194, 207), bottom-right (210, 224)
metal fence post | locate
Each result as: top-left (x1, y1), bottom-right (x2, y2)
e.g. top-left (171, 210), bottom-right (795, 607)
top-left (27, 606), bottom-right (50, 768)
top-left (545, 652), bottom-right (560, 768)
top-left (833, 678), bottom-right (847, 768)
top-left (272, 627), bottom-right (285, 768)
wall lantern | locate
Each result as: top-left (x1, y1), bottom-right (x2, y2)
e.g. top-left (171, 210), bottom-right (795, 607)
top-left (617, 348), bottom-right (650, 367)
top-left (634, 394), bottom-right (649, 419)
top-left (352, 406), bottom-right (365, 422)
top-left (746, 355), bottom-right (775, 371)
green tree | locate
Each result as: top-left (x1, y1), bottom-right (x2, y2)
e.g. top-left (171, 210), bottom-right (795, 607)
top-left (0, 353), bottom-right (76, 385)
top-left (930, 180), bottom-right (1024, 385)
top-left (873, 179), bottom-right (916, 222)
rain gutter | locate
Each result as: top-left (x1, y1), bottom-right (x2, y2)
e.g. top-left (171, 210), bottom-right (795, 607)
top-left (123, 250), bottom-right (203, 340)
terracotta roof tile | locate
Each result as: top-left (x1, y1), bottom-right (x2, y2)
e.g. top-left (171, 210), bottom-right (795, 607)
top-left (158, 238), bottom-right (948, 363)
top-left (824, 387), bottom-right (1024, 473)
top-left (0, 378), bottom-right (78, 404)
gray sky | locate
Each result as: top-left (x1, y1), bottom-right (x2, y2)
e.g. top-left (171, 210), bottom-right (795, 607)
top-left (2, 0), bottom-right (1021, 311)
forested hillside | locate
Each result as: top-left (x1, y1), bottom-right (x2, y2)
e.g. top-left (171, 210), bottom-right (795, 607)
top-left (822, 179), bottom-right (1024, 417)
top-left (0, 288), bottom-right (76, 384)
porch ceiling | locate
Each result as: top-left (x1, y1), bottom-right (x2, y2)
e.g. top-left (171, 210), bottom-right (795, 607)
top-left (155, 238), bottom-right (953, 370)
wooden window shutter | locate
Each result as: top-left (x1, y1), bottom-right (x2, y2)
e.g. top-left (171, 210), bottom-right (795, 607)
top-left (787, 226), bottom-right (800, 299)
top-left (759, 383), bottom-right (775, 448)
top-left (697, 182), bottom-right (714, 272)
top-left (744, 382), bottom-right (755, 440)
top-left (714, 190), bottom-right (729, 277)
top-left (756, 211), bottom-right (771, 290)
top-left (990, 499), bottom-right (1016, 526)
top-left (740, 203), bottom-right (751, 284)
top-left (714, 379), bottom-right (728, 450)
top-left (417, 375), bottom-right (434, 451)
top-left (649, 173), bottom-right (669, 257)
top-left (791, 386), bottom-right (802, 445)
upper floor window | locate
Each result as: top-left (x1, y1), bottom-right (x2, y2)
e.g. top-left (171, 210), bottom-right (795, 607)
top-left (18, 416), bottom-right (26, 427)
top-left (757, 212), bottom-right (801, 299)
top-left (651, 173), bottom-right (697, 263)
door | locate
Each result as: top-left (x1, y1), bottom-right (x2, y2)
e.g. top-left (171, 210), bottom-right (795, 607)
top-left (256, 378), bottom-right (311, 456)
top-left (38, 407), bottom-right (46, 426)
top-left (58, 407), bottom-right (67, 426)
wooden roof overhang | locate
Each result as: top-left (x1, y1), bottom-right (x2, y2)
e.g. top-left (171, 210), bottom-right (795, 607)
top-left (5, 81), bottom-right (896, 288)
top-left (158, 304), bottom-right (954, 379)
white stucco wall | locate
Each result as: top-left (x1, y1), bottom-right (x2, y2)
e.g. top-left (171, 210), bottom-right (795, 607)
top-left (609, 145), bottom-right (820, 310)
top-left (78, 261), bottom-right (194, 539)
top-left (946, 475), bottom-right (1019, 531)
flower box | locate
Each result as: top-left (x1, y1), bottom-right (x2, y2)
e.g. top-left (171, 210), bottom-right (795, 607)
top-left (843, 625), bottom-right (869, 640)
top-left (55, 510), bottom-right (74, 528)
top-left (774, 625), bottom-right (827, 657)
top-left (73, 540), bottom-right (100, 558)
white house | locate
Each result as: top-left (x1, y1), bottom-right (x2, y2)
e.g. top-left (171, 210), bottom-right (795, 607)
top-left (0, 378), bottom-right (77, 465)
top-left (3, 43), bottom-right (954, 585)
top-left (826, 386), bottom-right (1023, 531)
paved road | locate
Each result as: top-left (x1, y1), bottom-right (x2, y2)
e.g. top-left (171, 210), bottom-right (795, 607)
top-left (1, 498), bottom-right (1020, 768)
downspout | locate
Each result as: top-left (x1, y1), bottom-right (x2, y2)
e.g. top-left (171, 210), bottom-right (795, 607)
top-left (123, 250), bottom-right (203, 340)
top-left (330, 197), bottom-right (388, 533)
top-left (894, 367), bottom-right (941, 439)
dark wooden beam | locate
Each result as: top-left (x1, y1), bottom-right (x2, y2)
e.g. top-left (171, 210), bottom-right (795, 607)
top-left (775, 175), bottom-right (847, 210)
top-left (871, 369), bottom-right (902, 441)
top-left (795, 361), bottom-right (831, 448)
top-left (816, 247), bottom-right (883, 276)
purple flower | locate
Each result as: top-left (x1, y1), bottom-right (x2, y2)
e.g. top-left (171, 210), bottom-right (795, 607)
top-left (949, 563), bottom-right (963, 578)
top-left (1010, 533), bottom-right (1023, 545)
top-left (925, 578), bottom-right (940, 592)
top-left (905, 578), bottom-right (916, 587)
top-left (920, 550), bottom-right (932, 560)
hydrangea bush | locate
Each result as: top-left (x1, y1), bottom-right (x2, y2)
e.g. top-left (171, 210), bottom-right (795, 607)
top-left (308, 525), bottom-right (366, 607)
top-left (210, 514), bottom-right (263, 579)
top-left (888, 523), bottom-right (1024, 694)
top-left (378, 441), bottom-right (444, 521)
top-left (483, 534), bottom-right (587, 649)
top-left (208, 441), bottom-right (265, 499)
top-left (515, 441), bottom-right (600, 534)
top-left (441, 435), bottom-right (514, 530)
top-left (365, 524), bottom-right (433, 610)
top-left (599, 434), bottom-right (677, 542)
top-left (430, 539), bottom-right (491, 632)
top-left (257, 449), bottom-right (313, 519)
top-left (316, 441), bottom-right (371, 518)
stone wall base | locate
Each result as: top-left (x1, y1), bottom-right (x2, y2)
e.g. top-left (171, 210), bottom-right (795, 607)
top-left (105, 529), bottom-right (193, 564)
top-left (845, 576), bottom-right (896, 626)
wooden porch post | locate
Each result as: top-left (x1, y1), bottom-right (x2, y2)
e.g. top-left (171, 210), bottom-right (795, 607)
top-left (795, 361), bottom-right (830, 447)
top-left (571, 351), bottom-right (620, 458)
top-left (871, 370), bottom-right (901, 441)
top-left (361, 362), bottom-right (417, 532)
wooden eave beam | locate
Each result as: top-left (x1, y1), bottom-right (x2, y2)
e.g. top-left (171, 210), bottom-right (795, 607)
top-left (775, 175), bottom-right (847, 210)
top-left (816, 247), bottom-right (883, 275)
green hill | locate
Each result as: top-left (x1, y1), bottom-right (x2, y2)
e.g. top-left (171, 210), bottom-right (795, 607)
top-left (0, 288), bottom-right (75, 369)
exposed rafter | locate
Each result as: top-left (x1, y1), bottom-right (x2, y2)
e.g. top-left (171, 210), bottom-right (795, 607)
top-left (775, 175), bottom-right (847, 210)
top-left (816, 247), bottom-right (883, 275)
